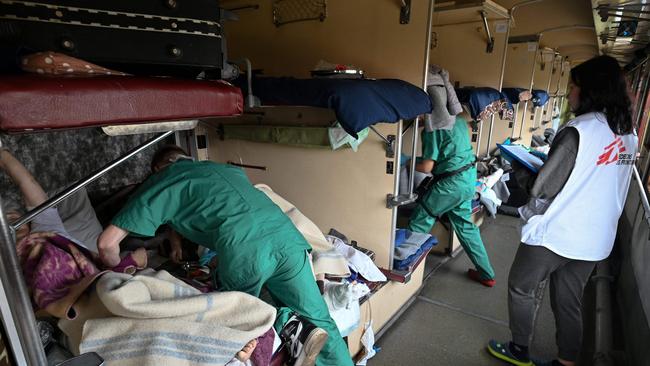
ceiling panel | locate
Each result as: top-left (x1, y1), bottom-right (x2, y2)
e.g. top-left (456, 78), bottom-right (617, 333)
top-left (494, 0), bottom-right (599, 64)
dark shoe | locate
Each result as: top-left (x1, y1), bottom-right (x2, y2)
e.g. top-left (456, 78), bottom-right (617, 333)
top-left (468, 269), bottom-right (496, 287)
top-left (487, 340), bottom-right (533, 366)
top-left (280, 315), bottom-right (329, 366)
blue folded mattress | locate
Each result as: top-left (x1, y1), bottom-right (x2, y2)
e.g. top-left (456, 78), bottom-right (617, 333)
top-left (393, 229), bottom-right (438, 270)
top-left (455, 87), bottom-right (513, 121)
top-left (243, 77), bottom-right (433, 137)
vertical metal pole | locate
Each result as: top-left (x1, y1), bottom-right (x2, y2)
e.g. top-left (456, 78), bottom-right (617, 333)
top-left (485, 15), bottom-right (512, 157)
top-left (408, 117), bottom-right (420, 198)
top-left (510, 103), bottom-right (519, 139)
top-left (475, 120), bottom-right (484, 157)
top-left (0, 199), bottom-right (47, 365)
top-left (408, 0), bottom-right (436, 198)
top-left (550, 58), bottom-right (566, 130)
top-left (540, 54), bottom-right (556, 128)
top-left (389, 0), bottom-right (435, 271)
top-left (519, 46), bottom-right (539, 139)
top-left (389, 120), bottom-right (405, 270)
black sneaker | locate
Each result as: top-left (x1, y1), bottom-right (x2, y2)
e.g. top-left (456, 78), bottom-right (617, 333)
top-left (279, 315), bottom-right (329, 366)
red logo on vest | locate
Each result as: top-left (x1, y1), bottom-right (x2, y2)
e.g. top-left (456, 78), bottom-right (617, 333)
top-left (597, 137), bottom-right (626, 166)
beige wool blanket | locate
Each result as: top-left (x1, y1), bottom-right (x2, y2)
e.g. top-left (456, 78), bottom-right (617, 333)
top-left (60, 270), bottom-right (275, 366)
top-left (255, 184), bottom-right (350, 278)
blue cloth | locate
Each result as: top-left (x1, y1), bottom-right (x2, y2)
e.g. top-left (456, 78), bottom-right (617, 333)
top-left (243, 77), bottom-right (433, 138)
top-left (501, 88), bottom-right (527, 105)
top-left (455, 87), bottom-right (511, 120)
top-left (531, 89), bottom-right (550, 107)
top-left (393, 229), bottom-right (438, 270)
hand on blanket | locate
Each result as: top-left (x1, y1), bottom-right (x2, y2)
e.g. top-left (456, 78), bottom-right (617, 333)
top-left (110, 247), bottom-right (147, 274)
top-left (236, 339), bottom-right (257, 363)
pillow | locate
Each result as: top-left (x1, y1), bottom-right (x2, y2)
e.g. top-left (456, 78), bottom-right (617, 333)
top-left (21, 52), bottom-right (128, 77)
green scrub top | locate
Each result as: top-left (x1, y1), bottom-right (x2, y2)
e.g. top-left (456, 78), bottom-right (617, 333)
top-left (421, 116), bottom-right (475, 175)
top-left (112, 160), bottom-right (311, 256)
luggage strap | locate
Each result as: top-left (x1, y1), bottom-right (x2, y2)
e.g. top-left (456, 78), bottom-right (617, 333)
top-left (0, 0), bottom-right (221, 38)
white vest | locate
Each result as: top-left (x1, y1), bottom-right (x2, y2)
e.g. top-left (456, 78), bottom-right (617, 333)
top-left (521, 112), bottom-right (638, 261)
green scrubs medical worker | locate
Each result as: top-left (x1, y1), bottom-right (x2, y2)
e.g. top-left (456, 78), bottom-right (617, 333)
top-left (97, 145), bottom-right (353, 366)
top-left (408, 116), bottom-right (496, 287)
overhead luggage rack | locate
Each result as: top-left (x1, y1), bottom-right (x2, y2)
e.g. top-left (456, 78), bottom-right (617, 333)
top-left (432, 0), bottom-right (509, 26)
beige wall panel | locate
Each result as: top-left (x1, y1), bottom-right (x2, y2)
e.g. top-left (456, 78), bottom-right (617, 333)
top-left (223, 0), bottom-right (430, 85)
top-left (503, 43), bottom-right (537, 88)
top-left (430, 21), bottom-right (508, 88)
top-left (206, 124), bottom-right (398, 269)
top-left (347, 262), bottom-right (425, 356)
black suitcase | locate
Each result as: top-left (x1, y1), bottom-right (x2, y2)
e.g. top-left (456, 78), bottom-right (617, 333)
top-left (0, 0), bottom-right (223, 78)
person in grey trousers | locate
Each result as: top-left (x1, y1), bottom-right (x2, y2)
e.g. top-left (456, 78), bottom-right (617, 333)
top-left (487, 55), bottom-right (638, 366)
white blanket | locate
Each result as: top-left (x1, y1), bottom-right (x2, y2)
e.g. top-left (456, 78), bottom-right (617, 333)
top-left (62, 270), bottom-right (275, 366)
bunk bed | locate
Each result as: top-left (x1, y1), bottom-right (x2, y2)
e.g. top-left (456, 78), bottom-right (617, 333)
top-left (0, 74), bottom-right (244, 365)
top-left (0, 72), bottom-right (436, 364)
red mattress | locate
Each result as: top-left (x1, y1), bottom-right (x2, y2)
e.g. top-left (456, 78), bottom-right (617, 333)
top-left (0, 75), bottom-right (243, 133)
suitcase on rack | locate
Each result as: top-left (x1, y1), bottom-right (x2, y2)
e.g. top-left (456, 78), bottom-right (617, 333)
top-left (0, 0), bottom-right (223, 78)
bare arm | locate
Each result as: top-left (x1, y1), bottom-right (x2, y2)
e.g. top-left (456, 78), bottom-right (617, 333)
top-left (97, 224), bottom-right (128, 267)
top-left (0, 150), bottom-right (48, 207)
top-left (415, 159), bottom-right (435, 174)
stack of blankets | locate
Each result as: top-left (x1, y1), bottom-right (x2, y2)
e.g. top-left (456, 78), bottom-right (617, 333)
top-left (393, 229), bottom-right (438, 271)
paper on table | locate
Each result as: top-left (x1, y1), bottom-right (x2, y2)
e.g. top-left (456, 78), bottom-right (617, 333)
top-left (497, 144), bottom-right (544, 173)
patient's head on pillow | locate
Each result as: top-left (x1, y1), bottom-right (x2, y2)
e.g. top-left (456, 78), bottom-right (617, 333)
top-left (151, 145), bottom-right (191, 173)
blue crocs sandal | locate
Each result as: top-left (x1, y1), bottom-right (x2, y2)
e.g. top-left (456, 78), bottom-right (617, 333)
top-left (487, 340), bottom-right (534, 366)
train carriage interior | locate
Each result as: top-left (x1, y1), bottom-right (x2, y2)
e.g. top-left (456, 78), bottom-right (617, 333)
top-left (0, 0), bottom-right (649, 365)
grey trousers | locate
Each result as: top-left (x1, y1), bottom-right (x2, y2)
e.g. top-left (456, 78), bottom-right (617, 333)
top-left (508, 244), bottom-right (596, 362)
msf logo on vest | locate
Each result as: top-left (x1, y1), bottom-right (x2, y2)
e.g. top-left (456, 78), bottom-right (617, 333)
top-left (597, 137), bottom-right (634, 166)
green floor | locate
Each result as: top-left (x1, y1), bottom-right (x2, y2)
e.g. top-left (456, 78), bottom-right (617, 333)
top-left (371, 215), bottom-right (557, 366)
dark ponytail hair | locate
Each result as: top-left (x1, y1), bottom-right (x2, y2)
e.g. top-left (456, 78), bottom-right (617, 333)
top-left (570, 55), bottom-right (634, 135)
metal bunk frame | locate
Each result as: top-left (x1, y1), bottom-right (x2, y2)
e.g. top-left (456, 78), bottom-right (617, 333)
top-left (0, 130), bottom-right (174, 365)
top-left (385, 0), bottom-right (436, 273)
top-left (516, 25), bottom-right (594, 140)
top-left (483, 0), bottom-right (543, 157)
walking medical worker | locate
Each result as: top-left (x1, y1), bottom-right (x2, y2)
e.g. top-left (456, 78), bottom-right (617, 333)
top-left (97, 145), bottom-right (353, 366)
top-left (408, 115), bottom-right (496, 287)
top-left (488, 55), bottom-right (637, 366)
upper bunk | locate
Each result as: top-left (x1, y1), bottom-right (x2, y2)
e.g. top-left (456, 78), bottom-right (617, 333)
top-left (231, 76), bottom-right (432, 136)
top-left (0, 75), bottom-right (243, 133)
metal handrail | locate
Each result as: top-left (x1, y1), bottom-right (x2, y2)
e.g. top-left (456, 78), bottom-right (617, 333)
top-left (12, 131), bottom-right (173, 230)
top-left (633, 165), bottom-right (650, 227)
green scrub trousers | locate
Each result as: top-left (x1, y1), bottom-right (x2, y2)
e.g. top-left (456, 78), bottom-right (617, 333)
top-left (408, 117), bottom-right (495, 280)
top-left (112, 160), bottom-right (352, 366)
top-left (408, 169), bottom-right (495, 280)
top-left (219, 249), bottom-right (352, 366)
